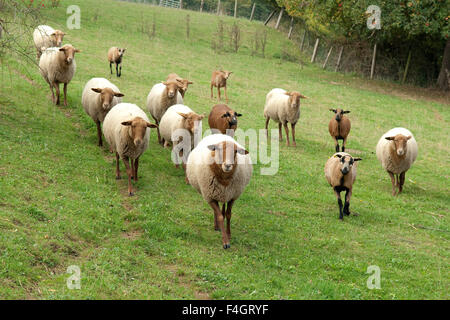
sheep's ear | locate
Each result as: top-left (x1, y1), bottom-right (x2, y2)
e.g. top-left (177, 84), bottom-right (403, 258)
top-left (207, 144), bottom-right (217, 151)
top-left (187, 81), bottom-right (193, 84)
top-left (406, 135), bottom-right (412, 140)
top-left (236, 147), bottom-right (249, 155)
top-left (235, 112), bottom-right (242, 117)
top-left (299, 94), bottom-right (308, 99)
top-left (343, 110), bottom-right (351, 114)
top-left (177, 112), bottom-right (189, 119)
top-left (91, 88), bottom-right (102, 93)
top-left (329, 108), bottom-right (337, 113)
top-left (284, 91), bottom-right (291, 96)
top-left (162, 81), bottom-right (168, 85)
top-left (59, 47), bottom-right (66, 51)
top-left (221, 112), bottom-right (229, 118)
top-left (121, 121), bottom-right (132, 126)
top-left (385, 136), bottom-right (395, 141)
top-left (353, 157), bottom-right (362, 161)
top-left (114, 92), bottom-right (124, 97)
top-left (147, 122), bottom-right (158, 128)
top-left (334, 154), bottom-right (343, 158)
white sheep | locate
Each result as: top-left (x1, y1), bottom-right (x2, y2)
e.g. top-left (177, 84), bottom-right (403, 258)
top-left (146, 81), bottom-right (183, 144)
top-left (186, 134), bottom-right (253, 249)
top-left (39, 44), bottom-right (80, 106)
top-left (263, 88), bottom-right (308, 147)
top-left (33, 25), bottom-right (65, 59)
top-left (159, 104), bottom-right (204, 182)
top-left (82, 78), bottom-right (124, 147)
top-left (102, 103), bottom-right (158, 196)
top-left (376, 127), bottom-right (418, 196)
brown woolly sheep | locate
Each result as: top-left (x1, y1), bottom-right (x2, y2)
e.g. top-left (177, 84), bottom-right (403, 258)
top-left (211, 70), bottom-right (232, 103)
top-left (167, 73), bottom-right (193, 98)
top-left (208, 104), bottom-right (242, 136)
top-left (328, 108), bottom-right (351, 152)
top-left (108, 47), bottom-right (126, 77)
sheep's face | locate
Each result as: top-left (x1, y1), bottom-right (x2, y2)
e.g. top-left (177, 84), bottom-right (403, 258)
top-left (221, 111), bottom-right (242, 127)
top-left (222, 71), bottom-right (232, 79)
top-left (176, 78), bottom-right (193, 93)
top-left (285, 91), bottom-right (307, 109)
top-left (59, 45), bottom-right (80, 64)
top-left (329, 108), bottom-right (350, 122)
top-left (118, 48), bottom-right (126, 58)
top-left (385, 134), bottom-right (412, 156)
top-left (177, 112), bottom-right (204, 135)
top-left (52, 30), bottom-right (65, 47)
top-left (91, 88), bottom-right (124, 110)
top-left (163, 81), bottom-right (181, 99)
top-left (208, 141), bottom-right (248, 173)
top-left (121, 117), bottom-right (157, 147)
top-left (335, 154), bottom-right (361, 175)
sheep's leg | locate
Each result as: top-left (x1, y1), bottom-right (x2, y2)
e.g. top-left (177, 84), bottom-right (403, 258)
top-left (63, 83), bottom-right (68, 107)
top-left (333, 137), bottom-right (339, 153)
top-left (122, 156), bottom-right (134, 196)
top-left (49, 83), bottom-right (55, 104)
top-left (217, 86), bottom-right (221, 101)
top-left (209, 200), bottom-right (230, 249)
top-left (118, 63), bottom-right (122, 77)
top-left (155, 119), bottom-right (162, 145)
top-left (225, 200), bottom-right (234, 240)
top-left (96, 120), bottom-right (103, 146)
top-left (278, 122), bottom-right (283, 141)
top-left (115, 63), bottom-right (119, 77)
top-left (283, 122), bottom-right (290, 146)
top-left (399, 172), bottom-right (406, 193)
top-left (342, 137), bottom-right (347, 152)
top-left (291, 123), bottom-right (297, 147)
top-left (110, 62), bottom-right (113, 75)
top-left (134, 158), bottom-right (139, 182)
top-left (130, 158), bottom-right (135, 180)
top-left (265, 117), bottom-right (270, 139)
top-left (210, 84), bottom-right (214, 98)
top-left (344, 189), bottom-right (352, 216)
top-left (388, 171), bottom-right (396, 196)
top-left (115, 153), bottom-right (121, 180)
top-left (334, 188), bottom-right (344, 220)
top-left (224, 86), bottom-right (228, 103)
top-left (54, 82), bottom-right (61, 105)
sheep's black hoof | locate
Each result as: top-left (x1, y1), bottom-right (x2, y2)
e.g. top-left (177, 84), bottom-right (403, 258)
top-left (223, 244), bottom-right (230, 249)
top-left (128, 192), bottom-right (134, 197)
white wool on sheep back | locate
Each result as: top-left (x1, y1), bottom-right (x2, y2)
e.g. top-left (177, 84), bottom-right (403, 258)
top-left (186, 134), bottom-right (253, 203)
top-left (39, 47), bottom-right (76, 85)
top-left (102, 103), bottom-right (150, 160)
top-left (82, 78), bottom-right (122, 123)
top-left (376, 127), bottom-right (418, 174)
top-left (263, 88), bottom-right (300, 124)
top-left (33, 25), bottom-right (57, 52)
top-left (146, 83), bottom-right (183, 123)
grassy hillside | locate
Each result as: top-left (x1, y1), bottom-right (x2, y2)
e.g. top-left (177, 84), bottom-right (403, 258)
top-left (0, 0), bottom-right (448, 299)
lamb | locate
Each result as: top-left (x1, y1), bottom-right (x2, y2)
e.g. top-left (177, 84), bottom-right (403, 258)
top-left (328, 108), bottom-right (351, 152)
top-left (39, 44), bottom-right (80, 106)
top-left (146, 80), bottom-right (184, 144)
top-left (102, 103), bottom-right (158, 196)
top-left (263, 88), bottom-right (308, 147)
top-left (108, 47), bottom-right (126, 77)
top-left (208, 104), bottom-right (242, 136)
top-left (210, 70), bottom-right (232, 103)
top-left (159, 104), bottom-right (204, 182)
top-left (376, 127), bottom-right (418, 196)
top-left (33, 25), bottom-right (65, 59)
top-left (324, 152), bottom-right (362, 220)
top-left (81, 78), bottom-right (124, 147)
top-left (186, 134), bottom-right (252, 249)
top-left (167, 73), bottom-right (193, 98)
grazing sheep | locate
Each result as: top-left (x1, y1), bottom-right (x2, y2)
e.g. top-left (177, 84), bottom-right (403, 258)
top-left (108, 47), bottom-right (126, 77)
top-left (146, 80), bottom-right (184, 144)
top-left (263, 88), bottom-right (307, 147)
top-left (328, 108), bottom-right (351, 152)
top-left (186, 134), bottom-right (252, 249)
top-left (159, 104), bottom-right (204, 182)
top-left (167, 73), bottom-right (193, 98)
top-left (33, 25), bottom-right (65, 59)
top-left (81, 78), bottom-right (124, 147)
top-left (102, 103), bottom-right (158, 196)
top-left (39, 44), bottom-right (80, 106)
top-left (376, 127), bottom-right (418, 196)
top-left (210, 70), bottom-right (232, 103)
top-left (208, 104), bottom-right (242, 136)
top-left (324, 152), bottom-right (362, 220)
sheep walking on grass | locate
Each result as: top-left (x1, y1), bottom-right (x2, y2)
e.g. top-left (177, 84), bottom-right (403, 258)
top-left (211, 70), bottom-right (232, 103)
top-left (328, 108), bottom-right (351, 152)
top-left (33, 25), bottom-right (65, 59)
top-left (208, 104), bottom-right (242, 136)
top-left (102, 103), bottom-right (158, 196)
top-left (167, 73), bottom-right (193, 98)
top-left (82, 78), bottom-right (124, 147)
top-left (108, 47), bottom-right (126, 77)
top-left (376, 127), bottom-right (418, 196)
top-left (186, 134), bottom-right (252, 249)
top-left (324, 152), bottom-right (362, 220)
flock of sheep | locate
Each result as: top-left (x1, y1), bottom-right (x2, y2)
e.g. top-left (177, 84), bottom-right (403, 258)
top-left (32, 24), bottom-right (418, 249)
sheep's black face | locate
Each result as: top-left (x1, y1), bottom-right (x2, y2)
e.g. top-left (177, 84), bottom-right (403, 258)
top-left (336, 154), bottom-right (362, 175)
top-left (118, 48), bottom-right (126, 57)
top-left (222, 112), bottom-right (242, 127)
top-left (330, 108), bottom-right (350, 122)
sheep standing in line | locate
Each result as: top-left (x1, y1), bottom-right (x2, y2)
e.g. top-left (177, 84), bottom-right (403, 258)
top-left (208, 104), bottom-right (242, 136)
top-left (102, 103), bottom-right (158, 196)
top-left (108, 47), bottom-right (126, 77)
top-left (167, 73), bottom-right (193, 98)
top-left (146, 80), bottom-right (184, 144)
top-left (328, 108), bottom-right (351, 152)
top-left (33, 25), bottom-right (65, 59)
top-left (324, 152), bottom-right (362, 220)
top-left (159, 104), bottom-right (204, 183)
top-left (82, 78), bottom-right (124, 147)
top-left (263, 88), bottom-right (307, 147)
top-left (186, 134), bottom-right (252, 249)
top-left (39, 44), bottom-right (80, 106)
top-left (376, 127), bottom-right (418, 196)
top-left (211, 70), bottom-right (232, 103)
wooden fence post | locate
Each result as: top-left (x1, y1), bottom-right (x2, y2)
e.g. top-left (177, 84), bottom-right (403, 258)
top-left (311, 38), bottom-right (319, 63)
top-left (216, 0), bottom-right (221, 15)
top-left (200, 0), bottom-right (204, 12)
top-left (402, 50), bottom-right (412, 84)
top-left (234, 0), bottom-right (238, 18)
top-left (180, 0), bottom-right (183, 9)
top-left (249, 3), bottom-right (256, 21)
top-left (323, 46), bottom-right (333, 69)
top-left (264, 10), bottom-right (275, 26)
top-left (275, 8), bottom-right (284, 30)
top-left (370, 43), bottom-right (377, 80)
top-left (335, 46), bottom-right (343, 72)
top-left (287, 17), bottom-right (294, 39)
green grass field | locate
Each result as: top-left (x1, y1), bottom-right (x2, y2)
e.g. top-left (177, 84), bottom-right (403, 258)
top-left (0, 0), bottom-right (448, 299)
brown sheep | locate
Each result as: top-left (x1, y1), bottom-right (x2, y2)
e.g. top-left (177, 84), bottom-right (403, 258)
top-left (211, 70), bottom-right (232, 103)
top-left (108, 47), bottom-right (126, 77)
top-left (208, 104), bottom-right (242, 136)
top-left (167, 73), bottom-right (193, 98)
top-left (328, 108), bottom-right (351, 152)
